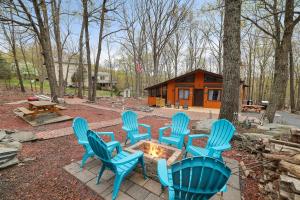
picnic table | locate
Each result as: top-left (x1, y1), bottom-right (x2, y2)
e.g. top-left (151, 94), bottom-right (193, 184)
top-left (241, 104), bottom-right (264, 113)
top-left (17, 101), bottom-right (66, 118)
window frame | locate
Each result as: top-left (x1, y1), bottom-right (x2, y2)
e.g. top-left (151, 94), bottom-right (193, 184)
top-left (178, 88), bottom-right (190, 100)
top-left (207, 89), bottom-right (222, 101)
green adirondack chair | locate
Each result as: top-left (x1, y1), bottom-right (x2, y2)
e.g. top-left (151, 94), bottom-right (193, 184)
top-left (159, 112), bottom-right (190, 149)
top-left (87, 130), bottom-right (147, 200)
top-left (157, 156), bottom-right (231, 200)
top-left (185, 119), bottom-right (236, 160)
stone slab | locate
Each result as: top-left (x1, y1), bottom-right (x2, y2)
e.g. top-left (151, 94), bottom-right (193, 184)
top-left (86, 177), bottom-right (112, 195)
top-left (0, 157), bottom-right (19, 169)
top-left (105, 191), bottom-right (135, 200)
top-left (73, 169), bottom-right (96, 183)
top-left (0, 131), bottom-right (6, 141)
top-left (9, 131), bottom-right (37, 142)
top-left (63, 162), bottom-right (81, 174)
top-left (129, 172), bottom-right (149, 186)
top-left (127, 183), bottom-right (150, 200)
top-left (144, 179), bottom-right (162, 196)
top-left (145, 193), bottom-right (161, 200)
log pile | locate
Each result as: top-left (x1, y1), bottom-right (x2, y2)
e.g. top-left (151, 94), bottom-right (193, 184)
top-left (259, 139), bottom-right (300, 200)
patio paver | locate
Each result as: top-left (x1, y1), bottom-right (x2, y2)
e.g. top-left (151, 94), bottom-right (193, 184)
top-left (63, 157), bottom-right (242, 200)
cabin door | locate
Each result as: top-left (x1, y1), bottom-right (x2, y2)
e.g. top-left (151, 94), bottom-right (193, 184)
top-left (194, 89), bottom-right (203, 106)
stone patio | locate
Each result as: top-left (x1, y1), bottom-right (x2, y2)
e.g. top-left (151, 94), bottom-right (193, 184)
top-left (63, 156), bottom-right (241, 200)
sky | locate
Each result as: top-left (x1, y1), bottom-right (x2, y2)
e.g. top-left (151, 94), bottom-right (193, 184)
top-left (0, 0), bottom-right (214, 70)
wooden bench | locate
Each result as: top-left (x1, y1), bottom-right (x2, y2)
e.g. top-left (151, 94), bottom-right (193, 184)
top-left (17, 107), bottom-right (34, 115)
top-left (55, 105), bottom-right (67, 110)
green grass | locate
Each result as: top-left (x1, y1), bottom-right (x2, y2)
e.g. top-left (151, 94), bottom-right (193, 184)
top-left (0, 78), bottom-right (114, 97)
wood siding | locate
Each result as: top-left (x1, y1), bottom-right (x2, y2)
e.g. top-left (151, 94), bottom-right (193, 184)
top-left (147, 70), bottom-right (244, 109)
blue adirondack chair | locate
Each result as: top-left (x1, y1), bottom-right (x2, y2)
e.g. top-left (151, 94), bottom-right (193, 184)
top-left (122, 110), bottom-right (151, 145)
top-left (157, 156), bottom-right (231, 200)
top-left (159, 112), bottom-right (190, 149)
top-left (72, 117), bottom-right (121, 168)
top-left (87, 130), bottom-right (147, 200)
top-left (185, 119), bottom-right (236, 160)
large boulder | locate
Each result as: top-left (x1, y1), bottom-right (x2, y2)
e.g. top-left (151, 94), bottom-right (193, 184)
top-left (191, 119), bottom-right (217, 134)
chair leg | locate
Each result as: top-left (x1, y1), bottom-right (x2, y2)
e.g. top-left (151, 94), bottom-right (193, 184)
top-left (112, 175), bottom-right (124, 200)
top-left (81, 152), bottom-right (91, 169)
top-left (139, 156), bottom-right (147, 179)
top-left (184, 151), bottom-right (188, 158)
top-left (96, 165), bottom-right (106, 184)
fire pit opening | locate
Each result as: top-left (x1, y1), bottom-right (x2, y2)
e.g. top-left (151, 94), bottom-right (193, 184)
top-left (132, 142), bottom-right (174, 159)
top-left (125, 140), bottom-right (182, 181)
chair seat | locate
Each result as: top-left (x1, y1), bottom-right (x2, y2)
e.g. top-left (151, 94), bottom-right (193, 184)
top-left (160, 136), bottom-right (180, 145)
top-left (186, 145), bottom-right (221, 159)
top-left (133, 133), bottom-right (150, 140)
top-left (112, 151), bottom-right (139, 174)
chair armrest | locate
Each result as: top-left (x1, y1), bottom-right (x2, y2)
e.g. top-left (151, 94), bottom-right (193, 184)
top-left (78, 140), bottom-right (89, 145)
top-left (210, 144), bottom-right (231, 151)
top-left (113, 151), bottom-right (143, 165)
top-left (159, 126), bottom-right (171, 132)
top-left (106, 141), bottom-right (122, 153)
top-left (187, 134), bottom-right (209, 146)
top-left (96, 131), bottom-right (115, 141)
top-left (122, 126), bottom-right (130, 132)
top-left (157, 159), bottom-right (171, 187)
top-left (159, 126), bottom-right (171, 138)
top-left (182, 129), bottom-right (190, 135)
top-left (139, 123), bottom-right (150, 129)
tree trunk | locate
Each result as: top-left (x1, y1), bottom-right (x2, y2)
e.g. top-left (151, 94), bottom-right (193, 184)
top-left (82, 0), bottom-right (92, 101)
top-left (77, 20), bottom-right (84, 98)
top-left (296, 78), bottom-right (300, 111)
top-left (289, 41), bottom-right (295, 113)
top-left (51, 0), bottom-right (64, 97)
top-left (219, 0), bottom-right (241, 122)
top-left (6, 2), bottom-right (25, 92)
top-left (30, 0), bottom-right (59, 102)
top-left (266, 0), bottom-right (295, 122)
top-left (91, 0), bottom-right (107, 102)
top-left (20, 40), bottom-right (33, 91)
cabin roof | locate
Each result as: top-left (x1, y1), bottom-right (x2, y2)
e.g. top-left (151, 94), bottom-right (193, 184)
top-left (144, 68), bottom-right (224, 90)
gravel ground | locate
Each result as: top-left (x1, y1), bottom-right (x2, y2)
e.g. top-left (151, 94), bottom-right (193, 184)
top-left (0, 88), bottom-right (264, 200)
top-left (0, 103), bottom-right (120, 133)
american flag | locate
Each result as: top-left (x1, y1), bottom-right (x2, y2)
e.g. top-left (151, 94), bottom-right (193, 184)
top-left (136, 62), bottom-right (143, 73)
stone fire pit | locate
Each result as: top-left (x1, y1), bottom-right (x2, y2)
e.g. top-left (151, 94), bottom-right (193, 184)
top-left (125, 140), bottom-right (182, 180)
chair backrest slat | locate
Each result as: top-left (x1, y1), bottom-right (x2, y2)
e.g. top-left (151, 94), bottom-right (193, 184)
top-left (171, 112), bottom-right (190, 137)
top-left (206, 119), bottom-right (236, 148)
top-left (171, 157), bottom-right (231, 199)
top-left (122, 110), bottom-right (138, 131)
top-left (72, 117), bottom-right (89, 142)
top-left (87, 130), bottom-right (113, 168)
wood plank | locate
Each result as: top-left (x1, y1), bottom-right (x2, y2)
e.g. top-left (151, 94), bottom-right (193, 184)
top-left (28, 101), bottom-right (57, 107)
top-left (55, 105), bottom-right (67, 110)
top-left (17, 107), bottom-right (34, 115)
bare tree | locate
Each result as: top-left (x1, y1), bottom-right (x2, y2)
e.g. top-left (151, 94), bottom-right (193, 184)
top-left (219, 0), bottom-right (242, 121)
top-left (145, 0), bottom-right (191, 83)
top-left (243, 0), bottom-right (300, 122)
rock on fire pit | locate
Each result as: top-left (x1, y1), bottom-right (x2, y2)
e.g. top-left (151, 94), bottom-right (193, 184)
top-left (125, 140), bottom-right (182, 181)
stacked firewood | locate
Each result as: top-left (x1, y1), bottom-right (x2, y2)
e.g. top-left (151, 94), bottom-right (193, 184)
top-left (259, 130), bottom-right (300, 200)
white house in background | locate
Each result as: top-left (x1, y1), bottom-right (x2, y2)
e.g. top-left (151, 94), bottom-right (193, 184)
top-left (95, 72), bottom-right (117, 90)
top-left (54, 61), bottom-right (117, 89)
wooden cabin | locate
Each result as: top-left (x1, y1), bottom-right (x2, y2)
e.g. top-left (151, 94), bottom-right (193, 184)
top-left (145, 69), bottom-right (247, 109)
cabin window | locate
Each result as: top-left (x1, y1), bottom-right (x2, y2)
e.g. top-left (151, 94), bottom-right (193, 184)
top-left (179, 89), bottom-right (189, 100)
top-left (208, 89), bottom-right (221, 101)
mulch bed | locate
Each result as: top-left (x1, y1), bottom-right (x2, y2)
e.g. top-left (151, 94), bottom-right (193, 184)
top-left (0, 135), bottom-right (101, 200)
top-left (0, 103), bottom-right (120, 133)
top-left (0, 88), bottom-right (263, 200)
